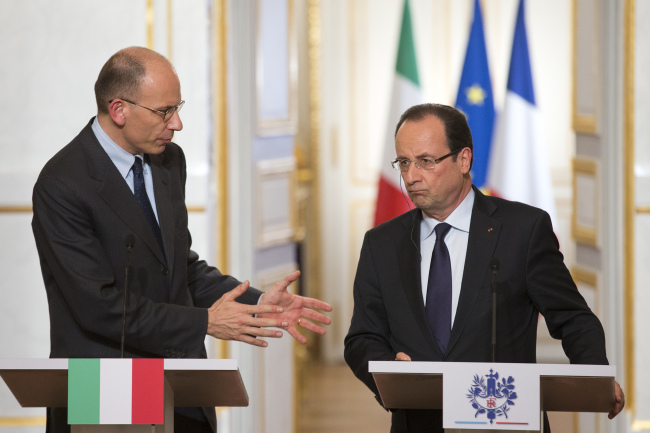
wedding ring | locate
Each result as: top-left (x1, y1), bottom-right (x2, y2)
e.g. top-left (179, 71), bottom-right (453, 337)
top-left (298, 318), bottom-right (302, 325)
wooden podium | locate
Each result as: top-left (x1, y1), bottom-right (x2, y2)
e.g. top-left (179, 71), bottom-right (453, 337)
top-left (369, 361), bottom-right (615, 433)
top-left (0, 358), bottom-right (249, 432)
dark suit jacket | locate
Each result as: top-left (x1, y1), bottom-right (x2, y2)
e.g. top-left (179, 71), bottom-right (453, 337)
top-left (344, 186), bottom-right (608, 432)
top-left (32, 119), bottom-right (262, 432)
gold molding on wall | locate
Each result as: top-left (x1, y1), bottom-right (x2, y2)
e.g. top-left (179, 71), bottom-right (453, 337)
top-left (570, 266), bottom-right (600, 322)
top-left (636, 206), bottom-right (650, 214)
top-left (146, 0), bottom-right (154, 49)
top-left (308, 0), bottom-right (323, 302)
top-left (632, 420), bottom-right (650, 431)
top-left (0, 417), bottom-right (46, 427)
top-left (0, 206), bottom-right (32, 213)
top-left (571, 158), bottom-right (598, 246)
top-left (213, 0), bottom-right (229, 360)
top-left (623, 0), bottom-right (635, 416)
top-left (297, 1), bottom-right (324, 430)
top-left (570, 266), bottom-right (598, 287)
top-left (573, 115), bottom-right (597, 135)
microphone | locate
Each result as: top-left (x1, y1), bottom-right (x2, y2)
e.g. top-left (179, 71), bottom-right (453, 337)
top-left (490, 258), bottom-right (500, 363)
top-left (121, 234), bottom-right (135, 358)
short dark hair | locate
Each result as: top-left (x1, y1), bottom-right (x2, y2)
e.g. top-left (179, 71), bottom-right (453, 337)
top-left (395, 103), bottom-right (474, 169)
top-left (94, 48), bottom-right (150, 114)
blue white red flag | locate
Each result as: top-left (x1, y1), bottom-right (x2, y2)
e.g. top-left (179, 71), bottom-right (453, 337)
top-left (487, 0), bottom-right (557, 225)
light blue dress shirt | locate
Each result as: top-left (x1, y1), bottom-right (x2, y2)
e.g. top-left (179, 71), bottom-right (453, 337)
top-left (91, 117), bottom-right (159, 223)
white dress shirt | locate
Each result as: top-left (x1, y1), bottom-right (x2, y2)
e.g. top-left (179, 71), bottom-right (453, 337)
top-left (420, 188), bottom-right (475, 328)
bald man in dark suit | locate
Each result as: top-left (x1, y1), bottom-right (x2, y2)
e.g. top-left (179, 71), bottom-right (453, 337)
top-left (33, 47), bottom-right (331, 433)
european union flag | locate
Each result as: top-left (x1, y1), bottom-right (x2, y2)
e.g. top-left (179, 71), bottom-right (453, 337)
top-left (454, 0), bottom-right (495, 188)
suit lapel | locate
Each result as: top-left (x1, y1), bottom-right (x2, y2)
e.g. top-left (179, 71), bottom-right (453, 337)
top-left (397, 210), bottom-right (440, 355)
top-left (447, 187), bottom-right (500, 354)
top-left (149, 154), bottom-right (174, 273)
top-left (81, 126), bottom-right (166, 264)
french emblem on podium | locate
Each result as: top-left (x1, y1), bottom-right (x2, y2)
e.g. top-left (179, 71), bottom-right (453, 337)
top-left (444, 363), bottom-right (540, 430)
top-left (467, 369), bottom-right (518, 423)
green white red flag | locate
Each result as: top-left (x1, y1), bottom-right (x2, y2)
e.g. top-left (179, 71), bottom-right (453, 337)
top-left (374, 0), bottom-right (423, 226)
top-left (68, 358), bottom-right (164, 425)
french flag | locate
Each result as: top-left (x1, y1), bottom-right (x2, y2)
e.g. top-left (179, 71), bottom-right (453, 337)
top-left (487, 0), bottom-right (557, 226)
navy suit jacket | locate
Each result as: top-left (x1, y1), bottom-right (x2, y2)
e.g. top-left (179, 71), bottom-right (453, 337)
top-left (344, 186), bottom-right (608, 432)
top-left (33, 119), bottom-right (262, 432)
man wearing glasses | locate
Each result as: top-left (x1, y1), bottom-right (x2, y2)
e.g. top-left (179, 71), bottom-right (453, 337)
top-left (32, 47), bottom-right (331, 433)
top-left (344, 103), bottom-right (624, 432)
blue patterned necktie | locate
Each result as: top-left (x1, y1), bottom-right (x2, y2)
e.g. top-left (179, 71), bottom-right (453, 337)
top-left (425, 222), bottom-right (452, 353)
top-left (132, 157), bottom-right (165, 256)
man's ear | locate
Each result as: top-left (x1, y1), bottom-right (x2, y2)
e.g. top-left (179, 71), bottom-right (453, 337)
top-left (460, 147), bottom-right (473, 174)
top-left (108, 99), bottom-right (127, 126)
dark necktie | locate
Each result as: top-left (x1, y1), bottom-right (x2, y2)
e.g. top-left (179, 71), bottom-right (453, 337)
top-left (132, 157), bottom-right (165, 256)
top-left (425, 222), bottom-right (452, 353)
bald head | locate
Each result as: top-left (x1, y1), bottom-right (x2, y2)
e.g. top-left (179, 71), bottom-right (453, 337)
top-left (94, 47), bottom-right (174, 115)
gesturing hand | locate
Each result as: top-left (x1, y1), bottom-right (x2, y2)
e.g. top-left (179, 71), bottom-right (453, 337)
top-left (258, 270), bottom-right (333, 344)
top-left (206, 281), bottom-right (289, 347)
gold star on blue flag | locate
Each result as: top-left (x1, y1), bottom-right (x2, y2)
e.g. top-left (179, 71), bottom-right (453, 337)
top-left (465, 84), bottom-right (487, 106)
top-left (455, 0), bottom-right (495, 188)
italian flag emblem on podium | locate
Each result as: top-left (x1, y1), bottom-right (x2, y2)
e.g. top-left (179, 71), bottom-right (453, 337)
top-left (68, 359), bottom-right (164, 425)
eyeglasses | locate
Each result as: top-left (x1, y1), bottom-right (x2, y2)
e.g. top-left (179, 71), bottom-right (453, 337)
top-left (110, 98), bottom-right (185, 122)
top-left (391, 148), bottom-right (462, 172)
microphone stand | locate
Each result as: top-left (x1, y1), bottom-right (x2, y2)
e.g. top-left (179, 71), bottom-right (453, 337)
top-left (121, 235), bottom-right (135, 358)
top-left (490, 259), bottom-right (500, 363)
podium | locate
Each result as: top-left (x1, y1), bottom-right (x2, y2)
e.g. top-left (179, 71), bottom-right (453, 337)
top-left (369, 361), bottom-right (615, 433)
top-left (0, 358), bottom-right (249, 432)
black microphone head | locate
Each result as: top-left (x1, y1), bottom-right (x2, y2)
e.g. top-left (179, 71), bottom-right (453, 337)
top-left (125, 234), bottom-right (135, 249)
top-left (490, 258), bottom-right (500, 272)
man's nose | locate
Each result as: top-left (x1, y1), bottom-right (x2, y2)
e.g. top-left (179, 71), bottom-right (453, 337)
top-left (402, 163), bottom-right (421, 184)
top-left (168, 110), bottom-right (183, 131)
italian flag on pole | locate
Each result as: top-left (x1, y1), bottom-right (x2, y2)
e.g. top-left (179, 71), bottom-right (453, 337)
top-left (68, 358), bottom-right (164, 425)
top-left (374, 0), bottom-right (423, 227)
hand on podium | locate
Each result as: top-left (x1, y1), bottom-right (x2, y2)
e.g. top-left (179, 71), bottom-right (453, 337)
top-left (395, 352), bottom-right (411, 361)
top-left (609, 381), bottom-right (625, 419)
